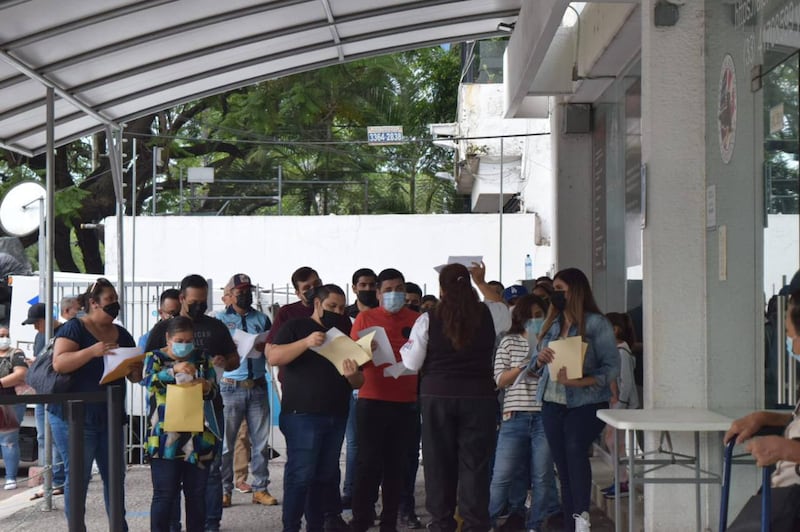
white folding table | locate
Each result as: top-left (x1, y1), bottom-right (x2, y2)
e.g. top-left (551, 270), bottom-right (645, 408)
top-left (597, 408), bottom-right (734, 532)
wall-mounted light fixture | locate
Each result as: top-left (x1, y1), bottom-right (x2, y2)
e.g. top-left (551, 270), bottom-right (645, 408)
top-left (654, 0), bottom-right (680, 27)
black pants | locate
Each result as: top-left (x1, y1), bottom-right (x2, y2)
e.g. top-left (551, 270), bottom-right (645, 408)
top-left (420, 395), bottom-right (496, 532)
top-left (351, 399), bottom-right (417, 532)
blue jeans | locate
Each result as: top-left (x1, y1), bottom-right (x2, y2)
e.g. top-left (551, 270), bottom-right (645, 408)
top-left (489, 411), bottom-right (560, 530)
top-left (220, 383), bottom-right (270, 494)
top-left (280, 412), bottom-right (347, 532)
top-left (541, 401), bottom-right (607, 530)
top-left (49, 412), bottom-right (128, 532)
top-left (150, 458), bottom-right (210, 532)
top-left (205, 452), bottom-right (223, 531)
top-left (342, 392), bottom-right (358, 499)
top-left (35, 404), bottom-right (65, 486)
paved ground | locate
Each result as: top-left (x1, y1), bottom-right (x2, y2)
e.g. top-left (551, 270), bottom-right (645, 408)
top-left (0, 462), bottom-right (618, 532)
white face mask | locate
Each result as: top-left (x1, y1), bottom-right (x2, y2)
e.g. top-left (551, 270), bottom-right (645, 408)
top-left (0, 337), bottom-right (11, 350)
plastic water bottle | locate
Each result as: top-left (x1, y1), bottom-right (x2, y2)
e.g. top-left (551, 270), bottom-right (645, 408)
top-left (524, 254), bottom-right (533, 279)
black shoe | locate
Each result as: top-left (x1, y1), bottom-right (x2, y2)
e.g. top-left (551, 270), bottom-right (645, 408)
top-left (324, 514), bottom-right (351, 531)
top-left (501, 513), bottom-right (526, 531)
top-left (400, 513), bottom-right (424, 529)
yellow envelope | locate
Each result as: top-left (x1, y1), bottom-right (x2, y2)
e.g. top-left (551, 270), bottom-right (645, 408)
top-left (163, 382), bottom-right (204, 433)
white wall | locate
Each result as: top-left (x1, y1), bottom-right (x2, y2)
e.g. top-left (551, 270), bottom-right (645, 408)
top-left (105, 213), bottom-right (548, 299)
top-left (764, 214), bottom-right (800, 297)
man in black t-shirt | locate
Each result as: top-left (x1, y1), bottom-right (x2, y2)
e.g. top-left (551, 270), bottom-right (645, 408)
top-left (144, 275), bottom-right (237, 532)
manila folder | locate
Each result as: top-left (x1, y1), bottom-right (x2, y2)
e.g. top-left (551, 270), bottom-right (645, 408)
top-left (547, 336), bottom-right (584, 380)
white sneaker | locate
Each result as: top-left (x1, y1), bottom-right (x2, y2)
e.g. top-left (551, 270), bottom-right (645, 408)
top-left (4, 479), bottom-right (17, 490)
top-left (573, 511), bottom-right (591, 532)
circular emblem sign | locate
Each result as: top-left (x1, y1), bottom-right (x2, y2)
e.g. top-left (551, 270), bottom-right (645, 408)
top-left (718, 54), bottom-right (737, 164)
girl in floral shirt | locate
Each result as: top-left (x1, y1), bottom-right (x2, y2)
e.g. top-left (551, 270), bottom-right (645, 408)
top-left (144, 316), bottom-right (218, 532)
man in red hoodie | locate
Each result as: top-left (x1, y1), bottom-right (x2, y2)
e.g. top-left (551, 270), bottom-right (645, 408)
top-left (349, 268), bottom-right (420, 532)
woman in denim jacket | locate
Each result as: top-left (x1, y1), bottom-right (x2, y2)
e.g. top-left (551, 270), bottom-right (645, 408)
top-left (530, 268), bottom-right (619, 532)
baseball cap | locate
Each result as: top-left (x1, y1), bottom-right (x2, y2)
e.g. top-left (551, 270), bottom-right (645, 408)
top-left (502, 285), bottom-right (528, 303)
top-left (228, 273), bottom-right (252, 289)
top-left (22, 303), bottom-right (46, 325)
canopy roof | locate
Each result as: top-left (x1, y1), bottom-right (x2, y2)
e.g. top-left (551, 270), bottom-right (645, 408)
top-left (0, 0), bottom-right (521, 156)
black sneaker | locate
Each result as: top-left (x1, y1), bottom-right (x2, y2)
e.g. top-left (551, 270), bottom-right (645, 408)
top-left (324, 514), bottom-right (351, 531)
top-left (400, 513), bottom-right (425, 529)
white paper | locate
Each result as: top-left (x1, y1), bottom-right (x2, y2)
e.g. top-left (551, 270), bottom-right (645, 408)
top-left (357, 326), bottom-right (396, 367)
top-left (512, 366), bottom-right (538, 387)
top-left (100, 347), bottom-right (144, 384)
top-left (434, 255), bottom-right (484, 273)
top-left (383, 362), bottom-right (417, 379)
top-left (232, 329), bottom-right (268, 360)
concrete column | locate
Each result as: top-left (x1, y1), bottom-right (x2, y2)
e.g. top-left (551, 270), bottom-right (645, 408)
top-left (551, 101), bottom-right (593, 277)
top-left (641, 1), bottom-right (708, 529)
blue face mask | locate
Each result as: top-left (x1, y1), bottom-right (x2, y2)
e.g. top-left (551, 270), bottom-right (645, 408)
top-left (381, 291), bottom-right (406, 313)
top-left (787, 337), bottom-right (800, 362)
top-left (171, 341), bottom-right (194, 359)
top-left (526, 317), bottom-right (545, 337)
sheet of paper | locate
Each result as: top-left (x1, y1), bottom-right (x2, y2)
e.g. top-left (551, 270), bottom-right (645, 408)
top-left (163, 383), bottom-right (204, 432)
top-left (357, 326), bottom-right (396, 367)
top-left (232, 329), bottom-right (268, 360)
top-left (512, 366), bottom-right (538, 387)
top-left (100, 347), bottom-right (145, 384)
top-left (383, 361), bottom-right (417, 379)
top-left (434, 255), bottom-right (484, 273)
top-left (310, 328), bottom-right (374, 375)
top-left (547, 336), bottom-right (585, 380)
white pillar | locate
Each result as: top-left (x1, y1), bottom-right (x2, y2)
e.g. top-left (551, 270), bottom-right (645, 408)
top-left (552, 101), bottom-right (593, 276)
top-left (641, 1), bottom-right (708, 529)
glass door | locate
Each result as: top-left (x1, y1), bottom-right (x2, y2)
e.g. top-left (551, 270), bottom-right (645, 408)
top-left (762, 51), bottom-right (799, 408)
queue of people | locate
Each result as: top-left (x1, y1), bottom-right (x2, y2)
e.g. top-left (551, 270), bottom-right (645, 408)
top-left (13, 264), bottom-right (798, 532)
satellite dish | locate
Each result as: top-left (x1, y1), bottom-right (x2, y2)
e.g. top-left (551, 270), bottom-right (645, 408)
top-left (0, 181), bottom-right (46, 236)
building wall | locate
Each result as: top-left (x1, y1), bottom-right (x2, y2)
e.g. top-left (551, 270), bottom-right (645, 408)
top-left (104, 213), bottom-right (542, 299)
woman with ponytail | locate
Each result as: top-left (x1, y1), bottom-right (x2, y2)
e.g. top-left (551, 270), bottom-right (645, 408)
top-left (401, 263), bottom-right (497, 532)
top-left (531, 268), bottom-right (619, 532)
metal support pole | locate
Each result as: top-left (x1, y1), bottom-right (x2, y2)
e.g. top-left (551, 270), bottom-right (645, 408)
top-left (179, 167), bottom-right (184, 215)
top-left (67, 400), bottom-right (85, 531)
top-left (777, 294), bottom-right (787, 405)
top-left (277, 165), bottom-right (282, 215)
top-left (499, 137), bottom-right (504, 282)
top-left (131, 138), bottom-right (137, 325)
top-left (44, 86), bottom-right (56, 512)
top-left (107, 386), bottom-right (125, 532)
top-left (364, 177), bottom-right (369, 214)
top-left (152, 147), bottom-right (158, 215)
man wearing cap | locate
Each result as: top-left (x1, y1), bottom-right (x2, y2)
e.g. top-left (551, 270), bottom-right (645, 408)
top-left (216, 274), bottom-right (277, 507)
top-left (22, 303), bottom-right (66, 496)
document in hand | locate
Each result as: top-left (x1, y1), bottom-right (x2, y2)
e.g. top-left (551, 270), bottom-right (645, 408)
top-left (357, 326), bottom-right (396, 366)
top-left (163, 382), bottom-right (204, 432)
top-left (310, 327), bottom-right (374, 375)
top-left (546, 336), bottom-right (588, 380)
top-left (100, 347), bottom-right (145, 384)
top-left (434, 255), bottom-right (484, 273)
top-left (383, 361), bottom-right (417, 379)
top-left (232, 329), bottom-right (268, 360)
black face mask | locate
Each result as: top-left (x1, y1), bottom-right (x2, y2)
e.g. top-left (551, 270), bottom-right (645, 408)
top-left (102, 302), bottom-right (120, 319)
top-left (356, 290), bottom-right (379, 308)
top-left (320, 310), bottom-right (340, 330)
top-left (407, 304), bottom-right (421, 313)
top-left (187, 301), bottom-right (208, 320)
top-left (235, 292), bottom-right (253, 309)
top-left (302, 288), bottom-right (316, 306)
top-left (550, 291), bottom-right (567, 312)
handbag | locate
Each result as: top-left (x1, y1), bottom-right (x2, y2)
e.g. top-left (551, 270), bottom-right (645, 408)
top-left (0, 404), bottom-right (19, 431)
top-left (25, 338), bottom-right (73, 394)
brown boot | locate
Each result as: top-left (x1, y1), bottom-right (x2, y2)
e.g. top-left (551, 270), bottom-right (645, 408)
top-left (252, 490), bottom-right (278, 506)
top-left (222, 493), bottom-right (232, 508)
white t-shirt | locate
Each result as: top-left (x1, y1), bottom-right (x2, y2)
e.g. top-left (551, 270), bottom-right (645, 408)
top-left (772, 401), bottom-right (800, 488)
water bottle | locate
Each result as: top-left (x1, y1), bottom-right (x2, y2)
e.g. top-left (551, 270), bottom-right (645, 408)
top-left (524, 254), bottom-right (533, 279)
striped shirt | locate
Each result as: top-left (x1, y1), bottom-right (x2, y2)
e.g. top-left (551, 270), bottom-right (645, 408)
top-left (494, 334), bottom-right (540, 412)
